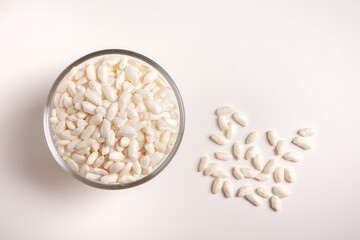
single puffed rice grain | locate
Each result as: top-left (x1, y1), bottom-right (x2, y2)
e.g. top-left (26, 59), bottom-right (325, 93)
top-left (252, 153), bottom-right (265, 170)
top-left (292, 137), bottom-right (312, 150)
top-left (275, 140), bottom-right (288, 156)
top-left (272, 186), bottom-right (291, 198)
top-left (283, 152), bottom-right (302, 162)
top-left (256, 186), bottom-right (272, 198)
top-left (245, 193), bottom-right (261, 206)
top-left (232, 112), bottom-right (248, 127)
top-left (212, 177), bottom-right (224, 194)
top-left (215, 106), bottom-right (234, 116)
top-left (240, 168), bottom-right (258, 178)
top-left (237, 185), bottom-right (252, 197)
top-left (263, 159), bottom-right (277, 174)
top-left (223, 180), bottom-right (234, 198)
top-left (214, 152), bottom-right (232, 161)
top-left (245, 131), bottom-right (258, 144)
top-left (233, 167), bottom-right (244, 180)
top-left (270, 196), bottom-right (281, 212)
top-left (297, 128), bottom-right (315, 137)
top-left (232, 142), bottom-right (244, 160)
top-left (273, 167), bottom-right (285, 183)
top-left (210, 133), bottom-right (228, 145)
top-left (284, 168), bottom-right (296, 183)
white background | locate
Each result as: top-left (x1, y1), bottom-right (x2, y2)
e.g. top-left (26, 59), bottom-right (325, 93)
top-left (1, 0), bottom-right (359, 239)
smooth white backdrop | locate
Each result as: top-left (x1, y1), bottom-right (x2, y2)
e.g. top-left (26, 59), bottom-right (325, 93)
top-left (0, 0), bottom-right (359, 239)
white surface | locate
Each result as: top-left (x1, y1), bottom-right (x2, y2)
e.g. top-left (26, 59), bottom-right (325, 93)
top-left (1, 0), bottom-right (359, 239)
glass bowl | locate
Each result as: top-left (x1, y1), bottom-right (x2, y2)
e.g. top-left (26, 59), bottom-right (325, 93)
top-left (43, 49), bottom-right (185, 189)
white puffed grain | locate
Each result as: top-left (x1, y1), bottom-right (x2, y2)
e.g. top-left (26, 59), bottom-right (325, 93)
top-left (57, 146), bottom-right (65, 156)
top-left (132, 161), bottom-right (142, 175)
top-left (245, 131), bottom-right (258, 144)
top-left (198, 156), bottom-right (209, 172)
top-left (145, 99), bottom-right (162, 114)
top-left (125, 65), bottom-right (139, 84)
top-left (82, 101), bottom-right (96, 114)
top-left (223, 180), bottom-right (234, 198)
top-left (263, 159), bottom-right (276, 174)
top-left (273, 167), bottom-right (285, 183)
top-left (118, 92), bottom-right (132, 111)
top-left (67, 139), bottom-right (81, 152)
top-left (232, 111), bottom-right (248, 127)
top-left (56, 140), bottom-right (70, 147)
top-left (119, 162), bottom-right (133, 176)
top-left (298, 128), bottom-right (315, 137)
top-left (117, 125), bottom-right (137, 137)
top-left (76, 147), bottom-right (90, 155)
top-left (245, 146), bottom-right (258, 160)
top-left (85, 173), bottom-right (101, 181)
top-left (74, 69), bottom-right (85, 80)
top-left (66, 158), bottom-right (79, 171)
top-left (140, 156), bottom-right (150, 168)
top-left (72, 154), bottom-right (86, 163)
top-left (232, 167), bottom-right (244, 180)
top-left (103, 161), bottom-right (113, 170)
top-left (210, 133), bottom-right (228, 145)
top-left (110, 162), bottom-right (125, 174)
top-left (90, 167), bottom-right (108, 175)
top-left (292, 137), bottom-right (312, 150)
top-left (143, 69), bottom-right (157, 84)
top-left (214, 152), bottom-right (232, 161)
top-left (283, 152), bottom-right (302, 162)
top-left (81, 125), bottom-right (96, 139)
top-left (266, 130), bottom-right (278, 146)
top-left (89, 114), bottom-right (103, 126)
top-left (55, 121), bottom-right (66, 134)
top-left (85, 89), bottom-right (102, 106)
top-left (65, 120), bottom-right (76, 130)
top-left (240, 168), bottom-right (258, 178)
top-left (217, 116), bottom-right (228, 131)
top-left (103, 85), bottom-right (118, 102)
top-left (204, 163), bottom-right (220, 176)
top-left (270, 196), bottom-right (281, 212)
top-left (284, 168), bottom-right (296, 183)
top-left (119, 57), bottom-right (128, 70)
top-left (128, 107), bottom-right (140, 122)
top-left (118, 175), bottom-right (136, 184)
top-left (232, 142), bottom-right (243, 160)
top-left (275, 140), bottom-right (288, 156)
top-left (86, 64), bottom-right (96, 81)
top-left (224, 122), bottom-right (235, 139)
top-left (212, 177), bottom-right (224, 194)
top-left (87, 152), bottom-right (99, 165)
top-left (107, 102), bottom-right (118, 121)
top-left (272, 186), bottom-right (291, 198)
top-left (100, 119), bottom-right (111, 138)
top-left (98, 64), bottom-right (108, 83)
top-left (109, 151), bottom-right (125, 161)
top-left (94, 156), bottom-right (105, 167)
top-left (128, 139), bottom-right (139, 159)
top-left (211, 169), bottom-right (229, 178)
top-left (245, 193), bottom-right (261, 206)
top-left (96, 106), bottom-right (107, 117)
top-left (215, 106), bottom-right (234, 116)
top-left (100, 174), bottom-right (118, 184)
top-left (150, 152), bottom-right (164, 166)
top-left (256, 186), bottom-right (272, 198)
top-left (154, 141), bottom-right (166, 153)
top-left (80, 164), bottom-right (90, 176)
top-left (255, 173), bottom-right (270, 182)
top-left (89, 80), bottom-right (102, 95)
top-left (237, 185), bottom-right (252, 197)
top-left (252, 153), bottom-right (265, 170)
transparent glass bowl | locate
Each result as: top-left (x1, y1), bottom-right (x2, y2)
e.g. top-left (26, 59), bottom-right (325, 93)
top-left (43, 49), bottom-right (185, 189)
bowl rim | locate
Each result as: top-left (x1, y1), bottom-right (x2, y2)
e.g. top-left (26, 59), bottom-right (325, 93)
top-left (43, 49), bottom-right (185, 189)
